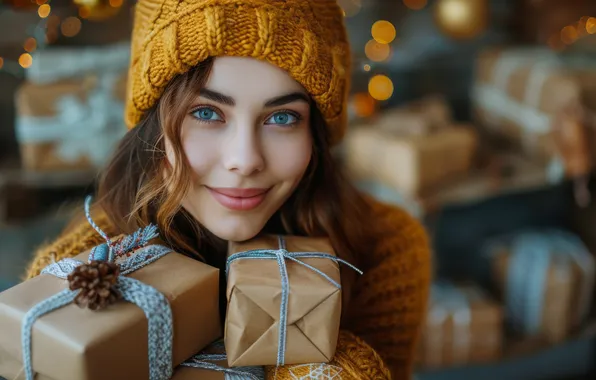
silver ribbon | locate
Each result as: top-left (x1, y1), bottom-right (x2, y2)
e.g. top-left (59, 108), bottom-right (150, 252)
top-left (486, 230), bottom-right (595, 335)
top-left (226, 236), bottom-right (363, 367)
top-left (21, 195), bottom-right (174, 380)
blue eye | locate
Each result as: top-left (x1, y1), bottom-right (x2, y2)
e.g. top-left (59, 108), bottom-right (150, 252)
top-left (266, 112), bottom-right (299, 126)
top-left (192, 107), bottom-right (223, 122)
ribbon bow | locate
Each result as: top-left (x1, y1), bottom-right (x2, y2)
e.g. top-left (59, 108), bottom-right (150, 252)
top-left (226, 236), bottom-right (363, 367)
top-left (21, 195), bottom-right (174, 380)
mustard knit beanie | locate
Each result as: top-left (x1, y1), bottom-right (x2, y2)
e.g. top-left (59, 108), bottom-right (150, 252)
top-left (125, 0), bottom-right (352, 145)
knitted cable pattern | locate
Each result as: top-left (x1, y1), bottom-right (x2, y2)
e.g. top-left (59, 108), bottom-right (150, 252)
top-left (23, 198), bottom-right (431, 380)
top-left (125, 0), bottom-right (351, 145)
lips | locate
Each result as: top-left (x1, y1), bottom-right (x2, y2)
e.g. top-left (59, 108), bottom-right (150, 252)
top-left (206, 187), bottom-right (270, 211)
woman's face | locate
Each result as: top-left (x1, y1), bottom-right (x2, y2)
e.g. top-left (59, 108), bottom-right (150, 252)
top-left (166, 57), bottom-right (313, 242)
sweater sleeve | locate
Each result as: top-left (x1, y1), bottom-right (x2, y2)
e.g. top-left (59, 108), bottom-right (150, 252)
top-left (23, 212), bottom-right (117, 280)
top-left (345, 197), bottom-right (432, 379)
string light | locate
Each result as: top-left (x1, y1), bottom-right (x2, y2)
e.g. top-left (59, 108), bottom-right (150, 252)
top-left (368, 75), bottom-right (394, 101)
top-left (38, 4), bottom-right (51, 18)
top-left (371, 20), bottom-right (396, 44)
top-left (18, 53), bottom-right (33, 69)
top-left (403, 0), bottom-right (428, 10)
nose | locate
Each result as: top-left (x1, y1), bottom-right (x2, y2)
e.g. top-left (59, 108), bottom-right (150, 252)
top-left (222, 122), bottom-right (265, 176)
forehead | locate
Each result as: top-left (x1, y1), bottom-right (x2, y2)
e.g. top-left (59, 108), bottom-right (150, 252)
top-left (205, 56), bottom-right (306, 101)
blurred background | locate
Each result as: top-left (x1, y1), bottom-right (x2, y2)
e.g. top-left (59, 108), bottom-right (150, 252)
top-left (0, 0), bottom-right (595, 379)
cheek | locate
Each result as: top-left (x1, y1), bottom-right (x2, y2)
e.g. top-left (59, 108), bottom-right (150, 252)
top-left (180, 126), bottom-right (219, 177)
top-left (266, 133), bottom-right (312, 182)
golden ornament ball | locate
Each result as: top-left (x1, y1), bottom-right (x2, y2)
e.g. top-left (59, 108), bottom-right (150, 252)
top-left (434, 0), bottom-right (489, 40)
top-left (73, 0), bottom-right (121, 22)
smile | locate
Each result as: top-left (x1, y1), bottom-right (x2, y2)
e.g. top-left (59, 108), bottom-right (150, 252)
top-left (206, 186), bottom-right (271, 211)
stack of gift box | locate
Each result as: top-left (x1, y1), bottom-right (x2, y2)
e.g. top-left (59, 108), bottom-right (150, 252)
top-left (14, 42), bottom-right (131, 173)
top-left (472, 46), bottom-right (596, 195)
top-left (0, 197), bottom-right (356, 379)
top-left (415, 228), bottom-right (595, 371)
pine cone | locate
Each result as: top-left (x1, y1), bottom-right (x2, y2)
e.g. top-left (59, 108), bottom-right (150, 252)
top-left (67, 261), bottom-right (121, 311)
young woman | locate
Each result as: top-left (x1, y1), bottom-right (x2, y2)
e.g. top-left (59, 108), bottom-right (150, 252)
top-left (24, 0), bottom-right (431, 378)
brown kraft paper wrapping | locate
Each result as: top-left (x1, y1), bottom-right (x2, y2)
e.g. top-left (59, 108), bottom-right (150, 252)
top-left (344, 124), bottom-right (477, 196)
top-left (225, 235), bottom-right (341, 367)
top-left (492, 250), bottom-right (575, 343)
top-left (377, 95), bottom-right (452, 135)
top-left (473, 48), bottom-right (581, 161)
top-left (15, 73), bottom-right (127, 172)
top-left (417, 283), bottom-right (502, 369)
top-left (0, 248), bottom-right (221, 380)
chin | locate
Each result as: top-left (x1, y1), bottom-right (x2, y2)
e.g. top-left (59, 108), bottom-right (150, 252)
top-left (206, 217), bottom-right (265, 242)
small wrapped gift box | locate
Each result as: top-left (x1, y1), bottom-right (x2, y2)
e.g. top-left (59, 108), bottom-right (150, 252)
top-left (15, 72), bottom-right (127, 172)
top-left (0, 199), bottom-right (221, 380)
top-left (344, 124), bottom-right (477, 196)
top-left (417, 281), bottom-right (503, 369)
top-left (225, 235), bottom-right (360, 367)
top-left (486, 229), bottom-right (595, 343)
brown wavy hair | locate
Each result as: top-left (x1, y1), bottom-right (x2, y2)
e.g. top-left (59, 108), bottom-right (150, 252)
top-left (96, 58), bottom-right (376, 290)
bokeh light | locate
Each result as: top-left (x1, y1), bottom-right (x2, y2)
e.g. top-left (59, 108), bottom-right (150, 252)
top-left (109, 0), bottom-right (123, 7)
top-left (365, 40), bottom-right (391, 62)
top-left (79, 6), bottom-right (91, 19)
top-left (351, 93), bottom-right (377, 118)
top-left (18, 53), bottom-right (33, 69)
top-left (403, 0), bottom-right (428, 11)
top-left (61, 17), bottom-right (82, 38)
top-left (434, 0), bottom-right (488, 40)
top-left (38, 4), bottom-right (51, 18)
top-left (372, 20), bottom-right (396, 44)
top-left (24, 38), bottom-right (37, 53)
top-left (587, 17), bottom-right (596, 34)
top-left (363, 64), bottom-right (371, 72)
top-left (0, 57), bottom-right (4, 70)
top-left (561, 25), bottom-right (579, 44)
top-left (368, 75), bottom-right (394, 101)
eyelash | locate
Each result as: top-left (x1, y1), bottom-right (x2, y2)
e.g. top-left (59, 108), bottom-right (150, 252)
top-left (189, 106), bottom-right (303, 127)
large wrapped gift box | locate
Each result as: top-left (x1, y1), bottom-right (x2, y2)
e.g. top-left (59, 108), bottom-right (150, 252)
top-left (344, 123), bottom-right (477, 197)
top-left (486, 229), bottom-right (595, 343)
top-left (15, 72), bottom-right (128, 172)
top-left (0, 244), bottom-right (221, 380)
top-left (416, 281), bottom-right (503, 369)
top-left (225, 235), bottom-right (344, 367)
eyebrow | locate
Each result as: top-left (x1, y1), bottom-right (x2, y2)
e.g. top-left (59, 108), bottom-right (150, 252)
top-left (199, 88), bottom-right (310, 107)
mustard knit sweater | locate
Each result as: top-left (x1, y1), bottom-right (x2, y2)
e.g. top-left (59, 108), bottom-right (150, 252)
top-left (24, 198), bottom-right (431, 380)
